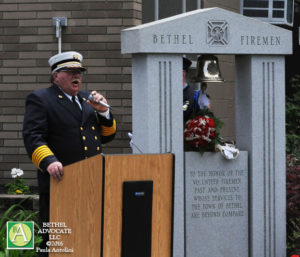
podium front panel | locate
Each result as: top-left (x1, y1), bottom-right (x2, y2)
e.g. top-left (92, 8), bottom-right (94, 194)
top-left (103, 154), bottom-right (174, 257)
top-left (49, 155), bottom-right (103, 257)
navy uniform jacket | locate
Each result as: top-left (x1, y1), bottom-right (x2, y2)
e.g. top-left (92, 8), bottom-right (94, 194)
top-left (23, 84), bottom-right (116, 193)
top-left (183, 84), bottom-right (210, 123)
top-left (183, 85), bottom-right (198, 123)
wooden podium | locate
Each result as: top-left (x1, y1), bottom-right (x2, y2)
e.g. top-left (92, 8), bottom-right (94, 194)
top-left (49, 154), bottom-right (174, 257)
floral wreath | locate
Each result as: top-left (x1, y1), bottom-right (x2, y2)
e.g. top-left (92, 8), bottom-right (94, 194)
top-left (184, 110), bottom-right (223, 153)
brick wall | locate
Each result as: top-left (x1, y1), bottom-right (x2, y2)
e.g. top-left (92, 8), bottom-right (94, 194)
top-left (0, 0), bottom-right (142, 191)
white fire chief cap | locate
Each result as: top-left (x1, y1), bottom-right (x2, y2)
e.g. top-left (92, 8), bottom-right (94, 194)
top-left (48, 51), bottom-right (86, 73)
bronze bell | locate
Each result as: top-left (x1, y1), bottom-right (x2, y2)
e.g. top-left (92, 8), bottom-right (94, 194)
top-left (193, 55), bottom-right (224, 82)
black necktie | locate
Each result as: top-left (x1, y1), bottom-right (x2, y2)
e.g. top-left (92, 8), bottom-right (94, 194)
top-left (72, 96), bottom-right (82, 119)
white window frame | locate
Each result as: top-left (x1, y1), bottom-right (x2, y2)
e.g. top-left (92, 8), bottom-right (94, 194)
top-left (153, 0), bottom-right (201, 21)
top-left (241, 0), bottom-right (294, 26)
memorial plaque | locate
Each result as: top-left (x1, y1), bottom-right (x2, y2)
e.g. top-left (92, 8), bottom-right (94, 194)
top-left (185, 151), bottom-right (248, 257)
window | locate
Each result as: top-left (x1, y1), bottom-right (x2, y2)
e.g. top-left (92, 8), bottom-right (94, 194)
top-left (142, 0), bottom-right (201, 23)
top-left (241, 0), bottom-right (294, 26)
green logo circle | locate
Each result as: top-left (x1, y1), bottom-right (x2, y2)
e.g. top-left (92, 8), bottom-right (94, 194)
top-left (8, 223), bottom-right (32, 247)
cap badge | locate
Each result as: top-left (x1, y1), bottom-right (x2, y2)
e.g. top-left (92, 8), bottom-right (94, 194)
top-left (73, 54), bottom-right (79, 60)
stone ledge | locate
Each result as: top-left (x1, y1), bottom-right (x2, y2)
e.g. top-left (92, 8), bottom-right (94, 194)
top-left (0, 193), bottom-right (39, 212)
top-left (0, 193), bottom-right (39, 200)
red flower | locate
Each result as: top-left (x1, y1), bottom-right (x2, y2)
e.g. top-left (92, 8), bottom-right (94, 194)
top-left (208, 118), bottom-right (215, 127)
top-left (184, 115), bottom-right (216, 148)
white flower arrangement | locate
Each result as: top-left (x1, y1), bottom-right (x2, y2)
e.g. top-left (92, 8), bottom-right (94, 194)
top-left (11, 168), bottom-right (24, 178)
top-left (5, 168), bottom-right (30, 194)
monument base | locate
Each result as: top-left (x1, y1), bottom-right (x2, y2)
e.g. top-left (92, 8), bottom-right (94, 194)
top-left (185, 151), bottom-right (248, 257)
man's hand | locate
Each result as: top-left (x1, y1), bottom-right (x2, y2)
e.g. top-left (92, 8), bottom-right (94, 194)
top-left (47, 161), bottom-right (64, 181)
top-left (87, 90), bottom-right (109, 113)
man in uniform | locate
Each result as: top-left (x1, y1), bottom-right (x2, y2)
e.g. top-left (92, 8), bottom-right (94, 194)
top-left (23, 51), bottom-right (116, 255)
top-left (183, 57), bottom-right (211, 122)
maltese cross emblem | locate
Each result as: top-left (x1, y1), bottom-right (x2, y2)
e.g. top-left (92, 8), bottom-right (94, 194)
top-left (207, 21), bottom-right (229, 46)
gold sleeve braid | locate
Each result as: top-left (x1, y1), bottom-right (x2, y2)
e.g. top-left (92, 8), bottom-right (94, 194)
top-left (32, 145), bottom-right (54, 169)
top-left (101, 119), bottom-right (116, 136)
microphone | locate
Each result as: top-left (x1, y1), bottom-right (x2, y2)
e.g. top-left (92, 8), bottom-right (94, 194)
top-left (88, 94), bottom-right (111, 109)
